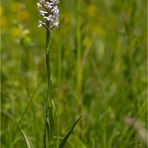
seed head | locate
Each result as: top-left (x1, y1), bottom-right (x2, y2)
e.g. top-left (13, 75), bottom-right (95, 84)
top-left (37, 0), bottom-right (59, 31)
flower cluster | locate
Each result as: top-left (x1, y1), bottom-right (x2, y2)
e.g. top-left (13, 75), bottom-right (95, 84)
top-left (37, 0), bottom-right (59, 30)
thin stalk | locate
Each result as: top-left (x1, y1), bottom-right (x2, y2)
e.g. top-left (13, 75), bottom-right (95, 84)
top-left (43, 29), bottom-right (51, 148)
top-left (56, 29), bottom-right (63, 147)
top-left (76, 0), bottom-right (83, 137)
top-left (46, 30), bottom-right (51, 103)
top-left (20, 42), bottom-right (39, 147)
top-left (56, 3), bottom-right (62, 147)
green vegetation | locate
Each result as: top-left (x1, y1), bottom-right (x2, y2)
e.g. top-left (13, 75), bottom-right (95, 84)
top-left (1, 0), bottom-right (147, 147)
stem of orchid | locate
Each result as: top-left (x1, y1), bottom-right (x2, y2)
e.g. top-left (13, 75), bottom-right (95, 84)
top-left (43, 28), bottom-right (51, 148)
top-left (56, 29), bottom-right (62, 148)
top-left (37, 1), bottom-right (60, 147)
top-left (46, 29), bottom-right (51, 104)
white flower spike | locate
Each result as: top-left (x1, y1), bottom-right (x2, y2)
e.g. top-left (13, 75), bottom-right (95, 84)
top-left (37, 0), bottom-right (59, 31)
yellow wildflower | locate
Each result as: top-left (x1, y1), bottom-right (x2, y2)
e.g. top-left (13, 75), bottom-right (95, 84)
top-left (18, 11), bottom-right (29, 21)
top-left (0, 5), bottom-right (4, 16)
top-left (0, 16), bottom-right (7, 27)
top-left (83, 36), bottom-right (92, 47)
top-left (86, 5), bottom-right (97, 17)
top-left (94, 25), bottom-right (106, 38)
top-left (0, 6), bottom-right (7, 27)
top-left (63, 13), bottom-right (72, 26)
top-left (11, 27), bottom-right (21, 38)
top-left (11, 2), bottom-right (24, 12)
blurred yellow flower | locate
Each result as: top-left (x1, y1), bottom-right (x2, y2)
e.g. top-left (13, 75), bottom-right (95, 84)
top-left (83, 36), bottom-right (92, 47)
top-left (11, 2), bottom-right (29, 21)
top-left (94, 26), bottom-right (106, 38)
top-left (0, 5), bottom-right (4, 15)
top-left (11, 2), bottom-right (24, 12)
top-left (18, 11), bottom-right (29, 21)
top-left (86, 5), bottom-right (97, 17)
top-left (11, 27), bottom-right (21, 38)
top-left (0, 16), bottom-right (7, 27)
top-left (63, 13), bottom-right (72, 26)
top-left (0, 6), bottom-right (7, 27)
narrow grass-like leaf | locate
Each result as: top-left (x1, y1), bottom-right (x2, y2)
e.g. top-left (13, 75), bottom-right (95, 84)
top-left (10, 136), bottom-right (21, 148)
top-left (21, 129), bottom-right (32, 148)
top-left (59, 116), bottom-right (81, 148)
top-left (48, 100), bottom-right (56, 139)
top-left (69, 135), bottom-right (87, 148)
top-left (18, 77), bottom-right (44, 123)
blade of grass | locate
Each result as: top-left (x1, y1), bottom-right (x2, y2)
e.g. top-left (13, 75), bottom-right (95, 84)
top-left (21, 129), bottom-right (32, 148)
top-left (10, 136), bottom-right (21, 148)
top-left (58, 116), bottom-right (81, 148)
top-left (76, 0), bottom-right (83, 138)
top-left (48, 100), bottom-right (56, 139)
top-left (17, 77), bottom-right (44, 124)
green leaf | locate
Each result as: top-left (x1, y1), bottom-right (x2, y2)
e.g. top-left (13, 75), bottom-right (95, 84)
top-left (10, 136), bottom-right (21, 148)
top-left (48, 100), bottom-right (55, 139)
top-left (59, 116), bottom-right (81, 148)
top-left (21, 129), bottom-right (32, 148)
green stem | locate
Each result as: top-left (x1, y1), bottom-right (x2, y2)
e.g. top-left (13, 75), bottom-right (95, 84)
top-left (44, 29), bottom-right (51, 148)
top-left (76, 0), bottom-right (83, 138)
top-left (76, 0), bottom-right (82, 104)
top-left (57, 3), bottom-right (62, 147)
top-left (56, 33), bottom-right (62, 148)
top-left (46, 30), bottom-right (51, 103)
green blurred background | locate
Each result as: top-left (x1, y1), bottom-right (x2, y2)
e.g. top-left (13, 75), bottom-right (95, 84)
top-left (1, 0), bottom-right (147, 147)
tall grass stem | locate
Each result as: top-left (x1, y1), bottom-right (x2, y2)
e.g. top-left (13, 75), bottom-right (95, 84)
top-left (76, 0), bottom-right (83, 135)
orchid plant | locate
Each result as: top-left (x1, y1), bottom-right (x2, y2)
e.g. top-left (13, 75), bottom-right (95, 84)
top-left (37, 0), bottom-right (59, 147)
top-left (37, 1), bottom-right (80, 147)
top-left (37, 0), bottom-right (59, 30)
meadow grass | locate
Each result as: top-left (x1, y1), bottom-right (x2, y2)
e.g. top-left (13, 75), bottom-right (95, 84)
top-left (1, 0), bottom-right (147, 147)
